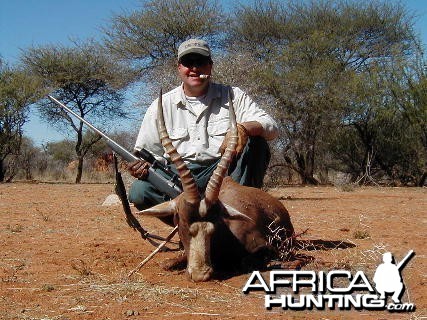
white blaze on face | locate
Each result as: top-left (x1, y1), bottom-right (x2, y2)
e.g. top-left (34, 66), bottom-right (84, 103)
top-left (187, 221), bottom-right (214, 282)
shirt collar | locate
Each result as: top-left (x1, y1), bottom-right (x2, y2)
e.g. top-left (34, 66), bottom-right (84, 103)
top-left (175, 83), bottom-right (221, 108)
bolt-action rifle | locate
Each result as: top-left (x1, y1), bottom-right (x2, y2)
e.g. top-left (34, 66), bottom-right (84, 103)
top-left (47, 95), bottom-right (182, 198)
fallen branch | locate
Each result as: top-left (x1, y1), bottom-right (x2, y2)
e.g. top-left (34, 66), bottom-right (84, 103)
top-left (128, 226), bottom-right (179, 278)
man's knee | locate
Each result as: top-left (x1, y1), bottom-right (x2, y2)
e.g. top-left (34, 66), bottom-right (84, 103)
top-left (128, 180), bottom-right (149, 210)
top-left (248, 136), bottom-right (269, 150)
top-left (128, 179), bottom-right (164, 210)
top-left (251, 135), bottom-right (270, 156)
top-left (229, 136), bottom-right (271, 188)
top-left (128, 179), bottom-right (175, 226)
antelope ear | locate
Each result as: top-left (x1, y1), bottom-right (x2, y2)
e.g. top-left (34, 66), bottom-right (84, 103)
top-left (219, 202), bottom-right (254, 223)
top-left (137, 199), bottom-right (177, 217)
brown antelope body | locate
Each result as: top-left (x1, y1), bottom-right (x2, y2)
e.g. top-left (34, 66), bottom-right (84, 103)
top-left (140, 89), bottom-right (294, 282)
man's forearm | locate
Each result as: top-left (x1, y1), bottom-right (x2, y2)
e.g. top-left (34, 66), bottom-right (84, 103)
top-left (240, 121), bottom-right (264, 137)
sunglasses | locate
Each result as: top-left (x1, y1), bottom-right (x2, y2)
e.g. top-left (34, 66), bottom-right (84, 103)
top-left (179, 55), bottom-right (212, 68)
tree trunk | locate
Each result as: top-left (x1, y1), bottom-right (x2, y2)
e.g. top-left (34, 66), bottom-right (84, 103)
top-left (75, 156), bottom-right (83, 184)
top-left (417, 171), bottom-right (427, 187)
top-left (301, 173), bottom-right (320, 185)
top-left (25, 167), bottom-right (33, 180)
top-left (75, 121), bottom-right (84, 184)
top-left (285, 154), bottom-right (319, 185)
top-left (297, 152), bottom-right (319, 185)
top-left (0, 159), bottom-right (4, 182)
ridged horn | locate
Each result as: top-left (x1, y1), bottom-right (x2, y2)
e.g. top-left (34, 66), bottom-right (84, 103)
top-left (156, 88), bottom-right (200, 204)
top-left (204, 88), bottom-right (238, 205)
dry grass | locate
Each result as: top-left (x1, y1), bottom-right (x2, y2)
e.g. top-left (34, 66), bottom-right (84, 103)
top-left (70, 259), bottom-right (94, 277)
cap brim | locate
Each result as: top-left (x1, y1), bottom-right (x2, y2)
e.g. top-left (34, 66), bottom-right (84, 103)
top-left (178, 48), bottom-right (210, 60)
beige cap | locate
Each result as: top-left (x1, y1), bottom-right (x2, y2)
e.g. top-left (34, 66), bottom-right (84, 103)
top-left (178, 39), bottom-right (211, 60)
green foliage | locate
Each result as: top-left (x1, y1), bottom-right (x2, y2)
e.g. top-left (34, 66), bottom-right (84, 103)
top-left (103, 0), bottom-right (225, 99)
top-left (44, 140), bottom-right (75, 164)
top-left (104, 0), bottom-right (224, 65)
top-left (15, 137), bottom-right (40, 180)
top-left (329, 52), bottom-right (426, 186)
top-left (0, 62), bottom-right (42, 181)
top-left (4, 0), bottom-right (425, 186)
top-left (20, 41), bottom-right (136, 183)
top-left (0, 65), bottom-right (41, 158)
top-left (223, 0), bottom-right (424, 185)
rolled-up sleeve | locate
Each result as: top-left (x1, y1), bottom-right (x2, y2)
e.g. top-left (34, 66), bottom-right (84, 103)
top-left (233, 87), bottom-right (279, 141)
top-left (134, 100), bottom-right (164, 158)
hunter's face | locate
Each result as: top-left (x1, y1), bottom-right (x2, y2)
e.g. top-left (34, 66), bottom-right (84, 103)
top-left (178, 53), bottom-right (212, 96)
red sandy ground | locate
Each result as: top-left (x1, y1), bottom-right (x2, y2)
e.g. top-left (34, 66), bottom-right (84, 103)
top-left (0, 182), bottom-right (425, 319)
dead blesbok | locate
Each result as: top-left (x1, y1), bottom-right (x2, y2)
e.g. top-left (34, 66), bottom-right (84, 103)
top-left (139, 89), bottom-right (294, 281)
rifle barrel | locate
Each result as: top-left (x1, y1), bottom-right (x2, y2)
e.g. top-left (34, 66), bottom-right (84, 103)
top-left (47, 95), bottom-right (138, 162)
top-left (397, 249), bottom-right (414, 270)
top-left (47, 95), bottom-right (182, 198)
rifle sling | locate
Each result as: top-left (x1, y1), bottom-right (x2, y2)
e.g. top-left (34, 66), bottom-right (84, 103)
top-left (113, 154), bottom-right (179, 247)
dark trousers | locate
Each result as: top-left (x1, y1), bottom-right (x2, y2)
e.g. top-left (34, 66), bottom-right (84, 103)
top-left (128, 137), bottom-right (271, 210)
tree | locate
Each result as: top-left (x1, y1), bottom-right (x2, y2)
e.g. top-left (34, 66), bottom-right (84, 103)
top-left (7, 137), bottom-right (40, 181)
top-left (326, 47), bottom-right (426, 186)
top-left (21, 41), bottom-right (136, 183)
top-left (0, 61), bottom-right (41, 182)
top-left (387, 55), bottom-right (427, 186)
top-left (225, 0), bottom-right (420, 184)
top-left (44, 139), bottom-right (75, 165)
top-left (103, 0), bottom-right (225, 99)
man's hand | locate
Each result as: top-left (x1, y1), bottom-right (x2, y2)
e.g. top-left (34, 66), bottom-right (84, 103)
top-left (219, 123), bottom-right (249, 155)
top-left (127, 160), bottom-right (150, 180)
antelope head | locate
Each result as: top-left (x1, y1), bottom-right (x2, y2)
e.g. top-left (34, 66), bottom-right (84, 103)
top-left (140, 88), bottom-right (239, 282)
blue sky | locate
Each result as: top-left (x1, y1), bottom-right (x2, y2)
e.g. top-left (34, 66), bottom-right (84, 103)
top-left (0, 0), bottom-right (141, 145)
top-left (0, 0), bottom-right (426, 146)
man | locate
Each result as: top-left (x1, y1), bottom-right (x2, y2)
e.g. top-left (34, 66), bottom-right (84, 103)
top-left (127, 38), bottom-right (278, 212)
top-left (373, 252), bottom-right (404, 303)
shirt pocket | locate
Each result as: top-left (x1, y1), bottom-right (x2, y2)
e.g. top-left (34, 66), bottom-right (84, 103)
top-left (165, 127), bottom-right (189, 158)
top-left (169, 127), bottom-right (188, 140)
top-left (207, 118), bottom-right (229, 151)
